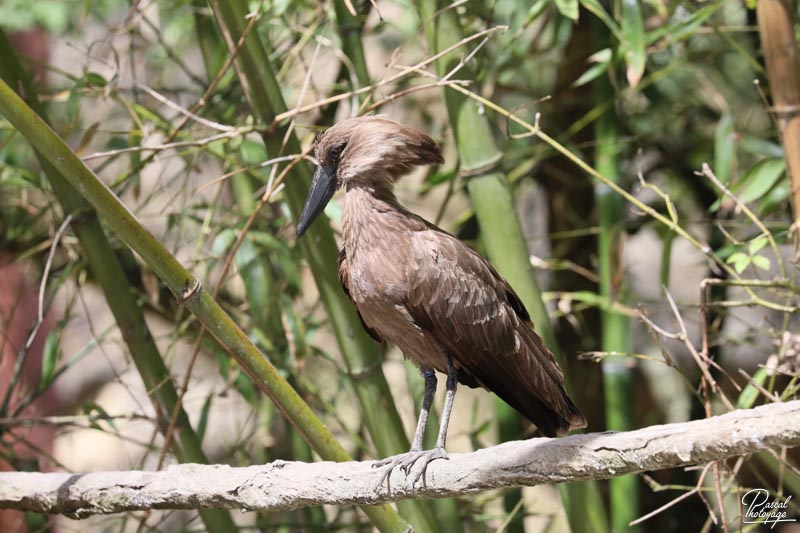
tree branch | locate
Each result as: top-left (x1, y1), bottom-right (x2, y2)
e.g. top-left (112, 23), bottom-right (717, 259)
top-left (2, 401), bottom-right (799, 517)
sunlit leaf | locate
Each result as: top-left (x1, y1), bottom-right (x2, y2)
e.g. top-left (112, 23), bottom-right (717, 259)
top-left (726, 251), bottom-right (747, 264)
top-left (751, 255), bottom-right (771, 271)
top-left (748, 236), bottom-right (768, 255)
top-left (726, 251), bottom-right (752, 274)
top-left (738, 158), bottom-right (786, 204)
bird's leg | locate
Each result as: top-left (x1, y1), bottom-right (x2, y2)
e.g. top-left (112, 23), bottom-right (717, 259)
top-left (403, 358), bottom-right (457, 484)
top-left (373, 362), bottom-right (456, 488)
top-left (410, 369), bottom-right (437, 451)
top-left (373, 369), bottom-right (437, 486)
top-left (434, 358), bottom-right (458, 449)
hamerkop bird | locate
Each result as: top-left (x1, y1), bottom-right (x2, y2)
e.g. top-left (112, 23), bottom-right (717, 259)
top-left (296, 116), bottom-right (586, 479)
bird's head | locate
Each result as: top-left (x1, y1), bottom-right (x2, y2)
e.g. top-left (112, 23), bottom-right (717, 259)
top-left (296, 116), bottom-right (443, 237)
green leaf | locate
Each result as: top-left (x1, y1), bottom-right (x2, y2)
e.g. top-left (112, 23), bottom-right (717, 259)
top-left (240, 139), bottom-right (267, 166)
top-left (211, 228), bottom-right (236, 257)
top-left (738, 158), bottom-right (786, 204)
top-left (83, 72), bottom-right (107, 87)
top-left (555, 0), bottom-right (579, 20)
top-left (39, 330), bottom-right (59, 391)
top-left (757, 181), bottom-right (790, 217)
top-left (235, 237), bottom-right (272, 327)
top-left (523, 0), bottom-right (550, 27)
top-left (739, 135), bottom-right (784, 158)
top-left (621, 0), bottom-right (646, 88)
top-left (106, 136), bottom-right (128, 150)
top-left (737, 367), bottom-right (769, 408)
top-left (196, 394), bottom-right (213, 443)
top-left (733, 254), bottom-right (751, 274)
top-left (748, 236), bottom-right (768, 255)
top-left (646, 4), bottom-right (720, 46)
top-left (751, 255), bottom-right (771, 271)
top-left (82, 402), bottom-right (115, 430)
top-left (422, 167), bottom-right (457, 192)
top-left (714, 113), bottom-right (735, 184)
top-left (573, 48), bottom-right (612, 87)
top-left (726, 251), bottom-right (748, 265)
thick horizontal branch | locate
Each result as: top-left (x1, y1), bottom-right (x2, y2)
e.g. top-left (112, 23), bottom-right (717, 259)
top-left (2, 401), bottom-right (799, 517)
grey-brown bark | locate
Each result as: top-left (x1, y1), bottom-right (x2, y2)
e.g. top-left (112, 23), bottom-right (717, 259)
top-left (1, 400), bottom-right (798, 517)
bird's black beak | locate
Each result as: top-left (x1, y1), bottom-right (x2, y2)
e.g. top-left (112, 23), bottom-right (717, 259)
top-left (296, 165), bottom-right (337, 237)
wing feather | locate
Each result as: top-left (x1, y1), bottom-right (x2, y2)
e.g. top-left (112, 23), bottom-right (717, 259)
top-left (404, 231), bottom-right (585, 437)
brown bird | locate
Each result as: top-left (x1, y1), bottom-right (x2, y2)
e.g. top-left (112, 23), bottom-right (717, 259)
top-left (296, 116), bottom-right (586, 480)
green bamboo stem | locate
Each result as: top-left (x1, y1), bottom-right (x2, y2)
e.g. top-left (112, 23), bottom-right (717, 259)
top-left (0, 32), bottom-right (236, 532)
top-left (204, 1), bottom-right (441, 530)
top-left (0, 76), bottom-right (407, 533)
top-left (192, 0), bottom-right (227, 80)
top-left (593, 36), bottom-right (639, 532)
top-left (333, 0), bottom-right (370, 90)
top-left (416, 3), bottom-right (609, 532)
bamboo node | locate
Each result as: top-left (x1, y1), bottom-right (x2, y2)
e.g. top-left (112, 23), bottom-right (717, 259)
top-left (178, 279), bottom-right (202, 304)
top-left (769, 104), bottom-right (800, 119)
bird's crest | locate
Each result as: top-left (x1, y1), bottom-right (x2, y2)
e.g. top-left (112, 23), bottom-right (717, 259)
top-left (315, 116), bottom-right (443, 189)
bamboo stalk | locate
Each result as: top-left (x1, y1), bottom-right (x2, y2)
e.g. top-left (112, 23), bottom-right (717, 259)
top-left (415, 3), bottom-right (609, 532)
top-left (756, 0), bottom-right (800, 225)
top-left (0, 76), bottom-right (408, 533)
top-left (593, 26), bottom-right (639, 530)
top-left (0, 30), bottom-right (236, 533)
top-left (333, 0), bottom-right (370, 89)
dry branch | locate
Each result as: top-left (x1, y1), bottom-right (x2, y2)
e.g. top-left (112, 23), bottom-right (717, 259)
top-left (2, 401), bottom-right (799, 517)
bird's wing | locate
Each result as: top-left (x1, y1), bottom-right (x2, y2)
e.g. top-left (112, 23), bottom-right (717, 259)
top-left (405, 230), bottom-right (585, 437)
top-left (338, 247), bottom-right (383, 343)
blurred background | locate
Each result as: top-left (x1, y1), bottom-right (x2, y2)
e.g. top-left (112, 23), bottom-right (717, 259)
top-left (0, 0), bottom-right (798, 531)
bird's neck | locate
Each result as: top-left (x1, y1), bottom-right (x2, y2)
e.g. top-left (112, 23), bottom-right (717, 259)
top-left (342, 182), bottom-right (404, 248)
top-left (345, 181), bottom-right (399, 204)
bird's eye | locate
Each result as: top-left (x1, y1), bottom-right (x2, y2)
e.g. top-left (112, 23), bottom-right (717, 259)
top-left (329, 144), bottom-right (345, 163)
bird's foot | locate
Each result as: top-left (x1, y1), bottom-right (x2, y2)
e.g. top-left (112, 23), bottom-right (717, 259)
top-left (372, 447), bottom-right (448, 489)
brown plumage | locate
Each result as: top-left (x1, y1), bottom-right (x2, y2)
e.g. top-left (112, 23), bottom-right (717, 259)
top-left (297, 116), bottom-right (585, 477)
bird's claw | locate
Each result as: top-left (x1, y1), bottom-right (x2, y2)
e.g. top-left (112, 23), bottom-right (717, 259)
top-left (372, 447), bottom-right (448, 490)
